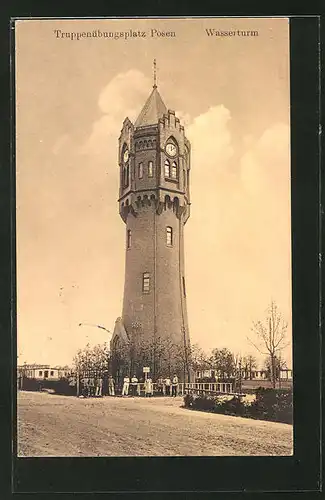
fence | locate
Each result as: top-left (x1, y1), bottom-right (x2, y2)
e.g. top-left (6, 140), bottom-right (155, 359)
top-left (18, 377), bottom-right (233, 397)
top-left (129, 382), bottom-right (233, 396)
top-left (184, 382), bottom-right (233, 396)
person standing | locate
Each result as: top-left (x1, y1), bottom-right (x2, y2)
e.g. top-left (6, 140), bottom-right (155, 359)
top-left (96, 377), bottom-right (103, 397)
top-left (84, 378), bottom-right (90, 397)
top-left (131, 374), bottom-right (138, 396)
top-left (165, 376), bottom-right (171, 396)
top-left (157, 377), bottom-right (164, 395)
top-left (89, 377), bottom-right (95, 397)
top-left (95, 377), bottom-right (99, 397)
top-left (108, 375), bottom-right (115, 396)
top-left (144, 376), bottom-right (153, 397)
top-left (122, 375), bottom-right (130, 396)
top-left (172, 374), bottom-right (178, 397)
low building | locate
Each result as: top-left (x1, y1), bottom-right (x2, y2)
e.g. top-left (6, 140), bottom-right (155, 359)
top-left (195, 369), bottom-right (216, 380)
top-left (17, 364), bottom-right (70, 381)
top-left (195, 367), bottom-right (292, 382)
top-left (250, 370), bottom-right (268, 380)
top-left (280, 368), bottom-right (293, 380)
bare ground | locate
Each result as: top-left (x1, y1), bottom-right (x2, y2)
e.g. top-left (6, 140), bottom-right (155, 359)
top-left (17, 391), bottom-right (293, 457)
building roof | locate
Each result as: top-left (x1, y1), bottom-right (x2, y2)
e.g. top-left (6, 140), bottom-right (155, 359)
top-left (17, 364), bottom-right (50, 369)
top-left (134, 86), bottom-right (168, 128)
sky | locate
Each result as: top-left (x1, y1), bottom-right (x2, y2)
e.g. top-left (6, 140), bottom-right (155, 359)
top-left (15, 17), bottom-right (292, 368)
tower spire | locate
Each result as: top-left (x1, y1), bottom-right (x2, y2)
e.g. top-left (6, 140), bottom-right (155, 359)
top-left (153, 59), bottom-right (157, 88)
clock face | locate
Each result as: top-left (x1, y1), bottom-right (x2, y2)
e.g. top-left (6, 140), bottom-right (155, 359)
top-left (166, 143), bottom-right (177, 157)
top-left (123, 149), bottom-right (129, 163)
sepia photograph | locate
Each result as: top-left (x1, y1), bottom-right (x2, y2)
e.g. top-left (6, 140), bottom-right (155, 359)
top-left (15, 16), bottom-right (292, 458)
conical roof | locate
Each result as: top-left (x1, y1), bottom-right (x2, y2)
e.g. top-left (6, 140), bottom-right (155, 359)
top-left (134, 86), bottom-right (168, 128)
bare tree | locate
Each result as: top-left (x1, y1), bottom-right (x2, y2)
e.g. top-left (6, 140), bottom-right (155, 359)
top-left (264, 354), bottom-right (287, 387)
top-left (190, 343), bottom-right (212, 372)
top-left (241, 354), bottom-right (258, 380)
top-left (73, 342), bottom-right (110, 376)
top-left (248, 300), bottom-right (289, 388)
top-left (232, 352), bottom-right (242, 392)
top-left (111, 336), bottom-right (130, 386)
top-left (175, 342), bottom-right (192, 383)
top-left (161, 335), bottom-right (178, 376)
top-left (211, 347), bottom-right (235, 381)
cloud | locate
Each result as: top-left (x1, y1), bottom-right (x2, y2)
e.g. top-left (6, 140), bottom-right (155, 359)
top-left (182, 105), bottom-right (234, 238)
top-left (52, 134), bottom-right (70, 155)
top-left (79, 114), bottom-right (120, 158)
top-left (80, 70), bottom-right (151, 157)
top-left (175, 110), bottom-right (191, 128)
top-left (184, 116), bottom-right (291, 363)
top-left (187, 105), bottom-right (234, 170)
top-left (240, 123), bottom-right (290, 197)
top-left (98, 69), bottom-right (151, 116)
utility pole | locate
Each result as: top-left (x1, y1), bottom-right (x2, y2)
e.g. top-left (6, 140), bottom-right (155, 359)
top-left (22, 361), bottom-right (27, 390)
top-left (76, 367), bottom-right (80, 397)
top-left (182, 326), bottom-right (190, 384)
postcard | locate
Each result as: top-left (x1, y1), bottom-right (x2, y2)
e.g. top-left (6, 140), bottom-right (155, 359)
top-left (15, 17), bottom-right (292, 458)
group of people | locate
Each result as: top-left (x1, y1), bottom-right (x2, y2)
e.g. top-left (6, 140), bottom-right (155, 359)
top-left (80, 374), bottom-right (180, 397)
top-left (121, 374), bottom-right (179, 397)
top-left (121, 375), bottom-right (152, 397)
top-left (81, 377), bottom-right (103, 397)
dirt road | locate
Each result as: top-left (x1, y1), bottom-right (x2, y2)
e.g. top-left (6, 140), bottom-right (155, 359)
top-left (17, 391), bottom-right (293, 457)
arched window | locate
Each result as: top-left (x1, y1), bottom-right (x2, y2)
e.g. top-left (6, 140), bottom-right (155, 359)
top-left (127, 229), bottom-right (131, 249)
top-left (166, 226), bottom-right (173, 246)
top-left (171, 161), bottom-right (178, 179)
top-left (142, 272), bottom-right (150, 293)
top-left (148, 161), bottom-right (153, 177)
top-left (123, 165), bottom-right (129, 188)
top-left (164, 159), bottom-right (170, 178)
top-left (138, 162), bottom-right (143, 179)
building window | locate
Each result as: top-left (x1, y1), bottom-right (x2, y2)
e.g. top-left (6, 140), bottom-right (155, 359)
top-left (164, 159), bottom-right (170, 178)
top-left (127, 229), bottom-right (132, 249)
top-left (171, 161), bottom-right (178, 179)
top-left (44, 370), bottom-right (49, 378)
top-left (166, 226), bottom-right (173, 246)
top-left (143, 272), bottom-right (150, 293)
top-left (138, 162), bottom-right (143, 179)
top-left (123, 165), bottom-right (129, 188)
top-left (148, 161), bottom-right (153, 177)
top-left (39, 371), bottom-right (42, 376)
top-left (182, 276), bottom-right (186, 297)
top-left (50, 371), bottom-right (54, 376)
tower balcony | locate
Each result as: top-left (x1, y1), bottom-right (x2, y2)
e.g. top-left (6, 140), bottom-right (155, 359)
top-left (119, 189), bottom-right (190, 223)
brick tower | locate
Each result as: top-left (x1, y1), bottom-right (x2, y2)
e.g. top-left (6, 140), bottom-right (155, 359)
top-left (111, 71), bottom-right (191, 383)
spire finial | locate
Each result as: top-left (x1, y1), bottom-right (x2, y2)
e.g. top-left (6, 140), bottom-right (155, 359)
top-left (153, 59), bottom-right (157, 88)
